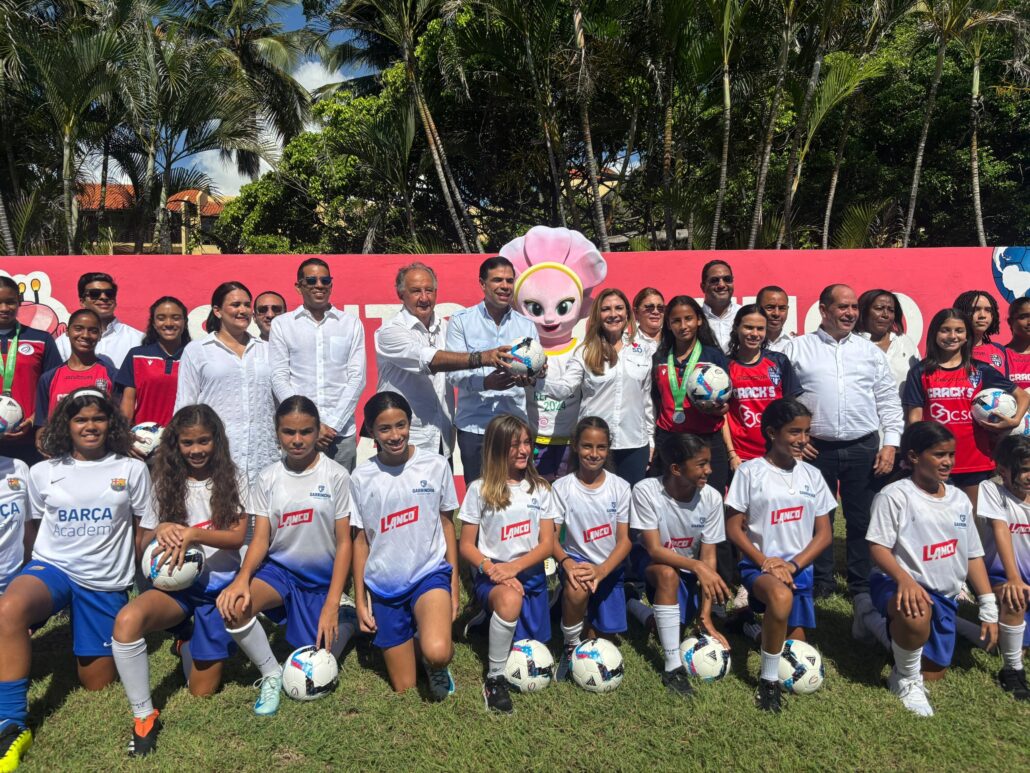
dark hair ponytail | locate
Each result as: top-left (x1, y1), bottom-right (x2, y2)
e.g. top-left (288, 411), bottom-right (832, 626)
top-left (363, 391), bottom-right (412, 431)
top-left (760, 397), bottom-right (812, 449)
top-left (275, 395), bottom-right (320, 427)
top-left (658, 432), bottom-right (709, 471)
top-left (570, 416), bottom-right (613, 472)
top-left (899, 421), bottom-right (955, 470)
top-left (206, 281), bottom-right (251, 333)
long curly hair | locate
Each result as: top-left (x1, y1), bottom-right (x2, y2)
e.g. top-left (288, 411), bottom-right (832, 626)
top-left (40, 387), bottom-right (132, 458)
top-left (150, 405), bottom-right (242, 530)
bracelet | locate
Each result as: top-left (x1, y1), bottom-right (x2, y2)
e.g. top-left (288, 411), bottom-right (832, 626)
top-left (978, 593), bottom-right (999, 624)
top-left (478, 558), bottom-right (490, 573)
top-left (788, 560), bottom-right (800, 574)
top-left (560, 556), bottom-right (573, 567)
top-left (469, 351), bottom-right (482, 369)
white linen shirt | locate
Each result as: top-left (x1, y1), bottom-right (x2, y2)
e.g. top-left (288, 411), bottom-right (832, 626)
top-left (765, 331), bottom-right (795, 354)
top-left (784, 328), bottom-right (904, 447)
top-left (374, 308), bottom-right (454, 456)
top-left (703, 300), bottom-right (741, 354)
top-left (56, 317), bottom-right (143, 370)
top-left (269, 305), bottom-right (366, 437)
top-left (174, 333), bottom-right (278, 487)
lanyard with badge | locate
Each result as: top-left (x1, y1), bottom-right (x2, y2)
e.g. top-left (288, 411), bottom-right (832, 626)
top-left (0, 324), bottom-right (20, 397)
top-left (667, 340), bottom-right (701, 424)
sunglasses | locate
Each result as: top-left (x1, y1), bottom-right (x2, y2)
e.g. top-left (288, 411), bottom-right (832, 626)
top-left (706, 275), bottom-right (733, 285)
top-left (84, 288), bottom-right (117, 300)
top-left (256, 304), bottom-right (284, 314)
top-left (639, 303), bottom-right (665, 313)
top-left (300, 276), bottom-right (333, 287)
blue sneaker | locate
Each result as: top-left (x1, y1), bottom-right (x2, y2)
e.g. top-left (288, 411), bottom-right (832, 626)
top-left (253, 674), bottom-right (282, 716)
top-left (555, 644), bottom-right (575, 682)
top-left (423, 661), bottom-right (456, 701)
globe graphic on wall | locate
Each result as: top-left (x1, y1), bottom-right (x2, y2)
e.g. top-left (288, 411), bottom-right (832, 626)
top-left (992, 246), bottom-right (1030, 303)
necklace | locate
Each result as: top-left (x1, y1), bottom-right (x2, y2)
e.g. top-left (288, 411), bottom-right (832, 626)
top-left (767, 458), bottom-right (798, 494)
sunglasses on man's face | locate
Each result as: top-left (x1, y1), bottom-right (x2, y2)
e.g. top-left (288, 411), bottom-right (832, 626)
top-left (639, 303), bottom-right (665, 313)
top-left (84, 288), bottom-right (117, 300)
top-left (300, 276), bottom-right (333, 287)
top-left (257, 304), bottom-right (284, 315)
top-left (706, 275), bottom-right (733, 286)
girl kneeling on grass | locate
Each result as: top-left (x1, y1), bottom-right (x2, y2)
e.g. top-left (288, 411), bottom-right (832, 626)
top-left (725, 397), bottom-right (835, 713)
top-left (459, 414), bottom-right (556, 714)
top-left (628, 433), bottom-right (730, 699)
top-left (216, 396), bottom-right (355, 717)
top-left (113, 405), bottom-right (247, 757)
top-left (350, 392), bottom-right (460, 700)
top-left (867, 420), bottom-right (999, 717)
top-left (551, 417), bottom-right (633, 681)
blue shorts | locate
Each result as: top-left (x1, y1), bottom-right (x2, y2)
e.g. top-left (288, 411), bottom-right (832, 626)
top-left (739, 559), bottom-right (816, 630)
top-left (560, 554), bottom-right (627, 634)
top-left (474, 568), bottom-right (550, 643)
top-left (630, 544), bottom-right (700, 626)
top-left (168, 587), bottom-right (237, 662)
top-left (870, 573), bottom-right (958, 667)
top-left (369, 565), bottom-right (453, 649)
top-left (18, 560), bottom-right (128, 657)
top-left (255, 561), bottom-right (328, 649)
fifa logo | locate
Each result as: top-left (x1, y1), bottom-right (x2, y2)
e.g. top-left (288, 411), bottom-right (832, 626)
top-left (922, 539), bottom-right (958, 561)
top-left (502, 520), bottom-right (531, 541)
top-left (381, 506), bottom-right (419, 532)
top-left (771, 506), bottom-right (803, 525)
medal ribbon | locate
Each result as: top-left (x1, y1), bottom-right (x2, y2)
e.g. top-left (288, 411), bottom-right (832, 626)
top-left (666, 340), bottom-right (702, 415)
top-left (0, 325), bottom-right (20, 397)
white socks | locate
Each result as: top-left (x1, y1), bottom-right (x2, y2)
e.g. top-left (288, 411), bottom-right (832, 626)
top-left (112, 638), bottom-right (154, 719)
top-left (999, 622), bottom-right (1027, 671)
top-left (892, 640), bottom-right (923, 679)
top-left (487, 613), bottom-right (517, 677)
top-left (760, 650), bottom-right (780, 683)
top-left (561, 620), bottom-right (583, 649)
top-left (227, 619), bottom-right (280, 678)
top-left (652, 604), bottom-right (681, 672)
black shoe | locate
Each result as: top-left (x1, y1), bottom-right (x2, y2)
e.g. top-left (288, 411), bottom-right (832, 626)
top-left (998, 667), bottom-right (1030, 701)
top-left (724, 608), bottom-right (757, 637)
top-left (127, 711), bottom-right (161, 757)
top-left (483, 675), bottom-right (513, 714)
top-left (661, 667), bottom-right (695, 698)
top-left (755, 679), bottom-right (782, 712)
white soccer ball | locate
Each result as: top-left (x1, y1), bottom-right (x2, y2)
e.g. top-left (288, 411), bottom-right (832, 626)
top-left (570, 638), bottom-right (625, 693)
top-left (778, 639), bottom-right (825, 695)
top-left (141, 539), bottom-right (204, 591)
top-left (131, 422), bottom-right (165, 457)
top-left (504, 638), bottom-right (554, 693)
top-left (679, 634), bottom-right (732, 681)
top-left (687, 364), bottom-right (732, 408)
top-left (281, 645), bottom-right (339, 701)
top-left (508, 336), bottom-right (547, 377)
top-left (1011, 414), bottom-right (1030, 437)
top-left (0, 395), bottom-right (24, 437)
top-left (971, 388), bottom-right (1018, 428)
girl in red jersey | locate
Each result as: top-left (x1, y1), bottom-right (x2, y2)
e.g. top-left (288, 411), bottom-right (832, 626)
top-left (722, 305), bottom-right (801, 470)
top-left (903, 308), bottom-right (1028, 505)
top-left (954, 290), bottom-right (1008, 374)
top-left (1004, 297), bottom-right (1030, 390)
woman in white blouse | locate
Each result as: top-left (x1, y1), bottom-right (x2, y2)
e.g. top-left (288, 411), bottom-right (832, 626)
top-left (857, 289), bottom-right (920, 394)
top-left (542, 287), bottom-right (653, 484)
top-left (175, 281), bottom-right (278, 486)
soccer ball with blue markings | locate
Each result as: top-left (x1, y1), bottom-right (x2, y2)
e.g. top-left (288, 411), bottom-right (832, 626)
top-left (971, 388), bottom-right (1018, 428)
top-left (571, 638), bottom-right (625, 693)
top-left (505, 639), bottom-right (554, 692)
top-left (687, 364), bottom-right (732, 408)
top-left (508, 336), bottom-right (547, 377)
top-left (1011, 413), bottom-right (1030, 437)
top-left (0, 395), bottom-right (23, 437)
top-left (141, 539), bottom-right (204, 592)
top-left (281, 646), bottom-right (339, 701)
top-left (778, 639), bottom-right (824, 695)
top-left (679, 635), bottom-right (731, 681)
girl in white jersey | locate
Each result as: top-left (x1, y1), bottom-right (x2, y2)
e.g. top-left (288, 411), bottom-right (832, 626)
top-left (552, 417), bottom-right (632, 681)
top-left (0, 455), bottom-right (32, 593)
top-left (867, 421), bottom-right (999, 717)
top-left (725, 398), bottom-right (835, 713)
top-left (0, 388), bottom-right (148, 772)
top-left (459, 414), bottom-right (557, 714)
top-left (630, 433), bottom-right (730, 699)
top-left (216, 396), bottom-right (354, 718)
top-left (112, 405), bottom-right (246, 757)
top-left (351, 392), bottom-right (460, 700)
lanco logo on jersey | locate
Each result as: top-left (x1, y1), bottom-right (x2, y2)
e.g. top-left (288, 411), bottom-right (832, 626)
top-left (922, 538), bottom-right (958, 561)
top-left (771, 506), bottom-right (803, 525)
top-left (381, 506), bottom-right (419, 532)
top-left (501, 520), bottom-right (532, 541)
top-left (1010, 523), bottom-right (1030, 535)
top-left (583, 523), bottom-right (612, 543)
top-left (665, 536), bottom-right (694, 550)
top-left (279, 508), bottom-right (314, 528)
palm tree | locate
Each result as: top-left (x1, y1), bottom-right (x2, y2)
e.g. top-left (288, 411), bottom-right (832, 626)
top-left (571, 0), bottom-right (609, 250)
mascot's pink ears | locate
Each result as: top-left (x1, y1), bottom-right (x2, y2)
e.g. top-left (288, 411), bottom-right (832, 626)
top-left (500, 226), bottom-right (608, 291)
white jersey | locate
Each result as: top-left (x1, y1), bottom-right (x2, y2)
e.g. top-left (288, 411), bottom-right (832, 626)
top-left (867, 478), bottom-right (983, 598)
top-left (28, 454), bottom-right (150, 591)
top-left (0, 457), bottom-right (30, 591)
top-left (349, 448), bottom-right (459, 598)
top-left (532, 340), bottom-right (581, 445)
top-left (248, 455), bottom-right (352, 589)
top-left (553, 471), bottom-right (631, 565)
top-left (140, 477), bottom-right (244, 594)
top-left (725, 457), bottom-right (835, 560)
top-left (459, 478), bottom-right (557, 565)
top-left (629, 477), bottom-right (725, 564)
top-left (976, 479), bottom-right (1030, 583)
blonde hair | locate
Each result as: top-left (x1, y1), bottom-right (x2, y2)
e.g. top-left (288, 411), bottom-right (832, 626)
top-left (581, 287), bottom-right (635, 376)
top-left (479, 414), bottom-right (549, 510)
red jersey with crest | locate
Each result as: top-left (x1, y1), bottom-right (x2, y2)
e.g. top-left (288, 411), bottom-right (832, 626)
top-left (902, 360), bottom-right (1014, 473)
top-left (34, 358), bottom-right (118, 426)
top-left (973, 341), bottom-right (1008, 375)
top-left (651, 344), bottom-right (729, 434)
top-left (1004, 346), bottom-right (1030, 388)
top-left (726, 351), bottom-right (801, 461)
top-left (0, 325), bottom-right (62, 421)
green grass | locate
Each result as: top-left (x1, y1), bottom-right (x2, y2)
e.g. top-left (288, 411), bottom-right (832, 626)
top-left (18, 524), bottom-right (1030, 773)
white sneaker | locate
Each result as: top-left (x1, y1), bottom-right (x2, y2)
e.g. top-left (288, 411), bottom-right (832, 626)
top-left (887, 669), bottom-right (934, 717)
top-left (339, 592), bottom-right (356, 609)
top-left (732, 585), bottom-right (749, 610)
top-left (957, 582), bottom-right (974, 604)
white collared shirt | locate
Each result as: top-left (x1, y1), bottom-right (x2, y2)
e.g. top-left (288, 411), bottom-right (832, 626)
top-left (374, 307), bottom-right (454, 456)
top-left (784, 328), bottom-right (904, 446)
top-left (703, 300), bottom-right (741, 353)
top-left (56, 317), bottom-right (143, 370)
top-left (174, 332), bottom-right (278, 486)
top-left (858, 331), bottom-right (920, 393)
top-left (269, 305), bottom-right (366, 437)
top-left (765, 331), bottom-right (795, 353)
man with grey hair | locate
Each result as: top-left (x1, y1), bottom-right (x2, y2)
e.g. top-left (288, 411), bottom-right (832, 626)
top-left (374, 262), bottom-right (511, 459)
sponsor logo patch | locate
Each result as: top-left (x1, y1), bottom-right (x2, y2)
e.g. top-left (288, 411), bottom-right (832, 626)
top-left (583, 523), bottom-right (612, 543)
top-left (1010, 523), bottom-right (1030, 535)
top-left (501, 519), bottom-right (531, 541)
top-left (922, 538), bottom-right (958, 561)
top-left (110, 478), bottom-right (126, 491)
top-left (279, 508), bottom-right (314, 528)
top-left (381, 506), bottom-right (419, 532)
top-left (771, 506), bottom-right (803, 525)
top-left (665, 536), bottom-right (694, 550)
top-left (6, 477), bottom-right (22, 491)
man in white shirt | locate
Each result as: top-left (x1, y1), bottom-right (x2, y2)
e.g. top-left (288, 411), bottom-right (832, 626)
top-left (253, 291), bottom-right (286, 341)
top-left (375, 262), bottom-right (510, 460)
top-left (701, 260), bottom-right (740, 353)
top-left (785, 284), bottom-right (904, 602)
top-left (55, 272), bottom-right (143, 368)
top-left (269, 258), bottom-right (366, 471)
top-left (757, 285), bottom-right (795, 352)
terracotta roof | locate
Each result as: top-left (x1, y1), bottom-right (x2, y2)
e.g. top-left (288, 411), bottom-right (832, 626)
top-left (166, 190), bottom-right (225, 217)
top-left (77, 183), bottom-right (135, 211)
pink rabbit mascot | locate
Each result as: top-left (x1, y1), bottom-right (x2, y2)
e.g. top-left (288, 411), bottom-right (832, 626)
top-left (501, 226), bottom-right (607, 480)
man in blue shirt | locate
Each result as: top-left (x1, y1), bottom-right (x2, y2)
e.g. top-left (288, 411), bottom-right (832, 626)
top-left (445, 257), bottom-right (540, 483)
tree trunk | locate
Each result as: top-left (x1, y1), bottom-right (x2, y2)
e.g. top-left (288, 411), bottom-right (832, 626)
top-left (821, 105), bottom-right (852, 250)
top-left (579, 100), bottom-right (609, 250)
top-left (778, 50), bottom-right (824, 249)
top-left (608, 101), bottom-right (638, 231)
top-left (662, 68), bottom-right (675, 250)
top-left (62, 130), bottom-right (76, 254)
top-left (711, 62), bottom-right (732, 249)
top-left (970, 53), bottom-right (986, 247)
top-left (525, 34), bottom-right (568, 228)
top-left (0, 191), bottom-right (15, 255)
top-left (902, 40), bottom-right (946, 248)
top-left (97, 133), bottom-right (111, 254)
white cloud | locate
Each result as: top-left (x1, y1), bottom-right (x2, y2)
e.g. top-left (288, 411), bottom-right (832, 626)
top-left (293, 59), bottom-right (345, 93)
top-left (192, 151), bottom-right (273, 197)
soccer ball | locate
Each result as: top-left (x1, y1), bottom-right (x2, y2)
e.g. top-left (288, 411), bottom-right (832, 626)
top-left (505, 639), bottom-right (554, 692)
top-left (679, 635), bottom-right (732, 681)
top-left (571, 638), bottom-right (625, 693)
top-left (281, 646), bottom-right (339, 701)
top-left (971, 388), bottom-right (1018, 428)
top-left (131, 422), bottom-right (165, 457)
top-left (508, 336), bottom-right (547, 377)
top-left (778, 639), bottom-right (825, 695)
top-left (141, 539), bottom-right (204, 591)
top-left (687, 364), bottom-right (732, 408)
top-left (1011, 414), bottom-right (1030, 437)
top-left (0, 395), bottom-right (23, 437)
